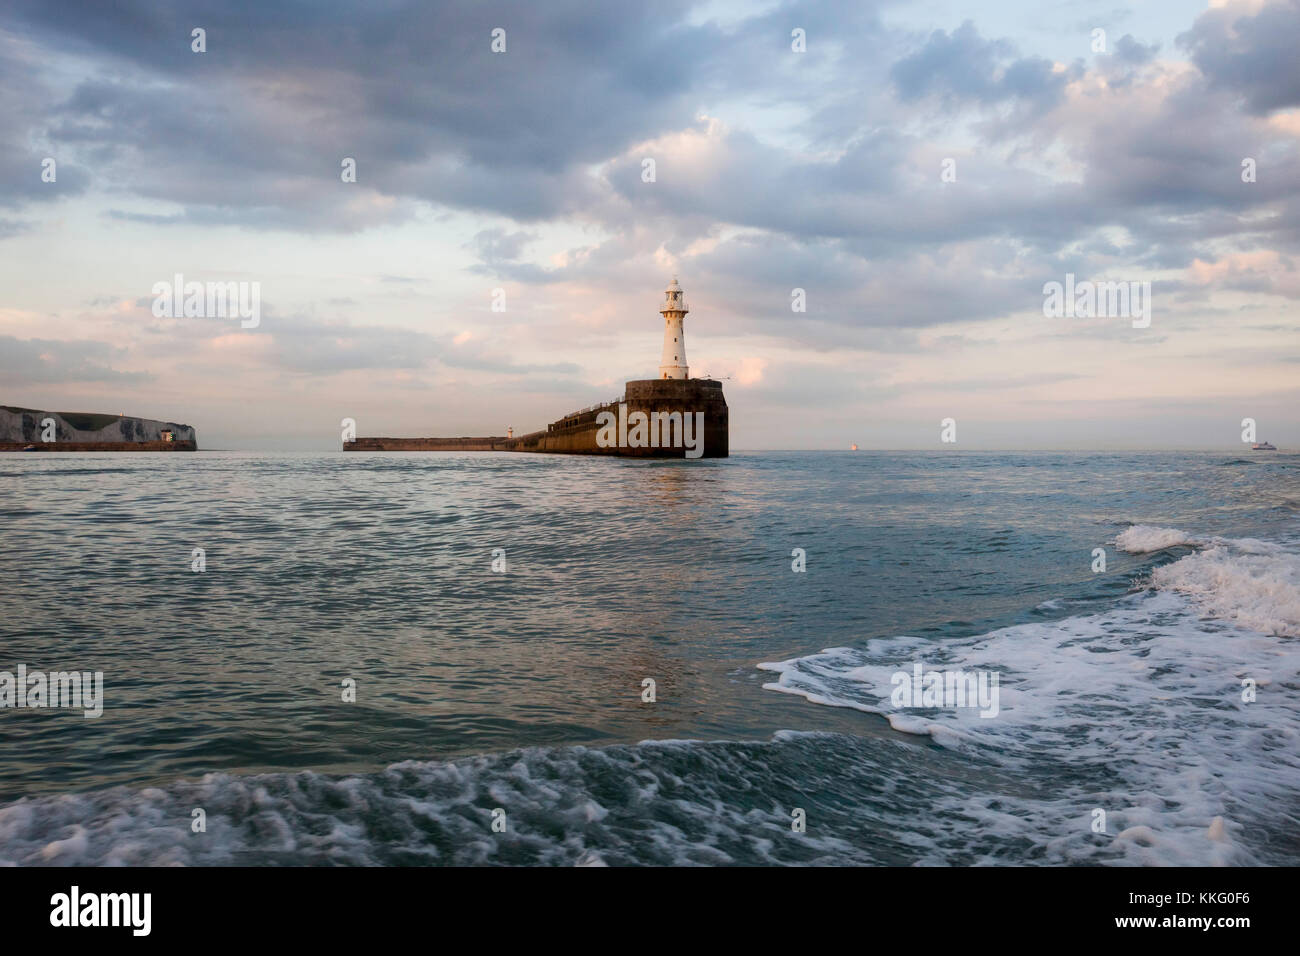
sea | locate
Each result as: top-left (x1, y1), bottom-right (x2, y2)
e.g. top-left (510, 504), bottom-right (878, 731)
top-left (1, 450), bottom-right (1297, 866)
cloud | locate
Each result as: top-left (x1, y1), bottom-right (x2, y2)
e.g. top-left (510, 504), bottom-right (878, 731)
top-left (1178, 0), bottom-right (1300, 113)
top-left (0, 0), bottom-right (714, 228)
top-left (264, 317), bottom-right (441, 374)
top-left (0, 0), bottom-right (1296, 448)
top-left (437, 330), bottom-right (583, 375)
top-left (0, 218), bottom-right (32, 239)
top-left (0, 335), bottom-right (153, 384)
top-left (1187, 250), bottom-right (1300, 298)
top-left (0, 33), bottom-right (92, 208)
top-left (890, 21), bottom-right (1068, 110)
top-left (467, 227), bottom-right (555, 281)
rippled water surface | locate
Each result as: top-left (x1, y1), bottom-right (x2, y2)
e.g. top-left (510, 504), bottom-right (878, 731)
top-left (1, 451), bottom-right (1297, 865)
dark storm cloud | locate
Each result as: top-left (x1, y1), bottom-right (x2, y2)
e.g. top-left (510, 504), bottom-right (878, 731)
top-left (1178, 0), bottom-right (1300, 113)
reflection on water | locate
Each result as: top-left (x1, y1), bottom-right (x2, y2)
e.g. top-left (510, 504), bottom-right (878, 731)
top-left (0, 450), bottom-right (1296, 802)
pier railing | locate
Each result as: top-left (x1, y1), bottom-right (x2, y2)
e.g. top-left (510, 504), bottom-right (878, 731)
top-left (571, 397), bottom-right (621, 415)
top-left (547, 396), bottom-right (623, 434)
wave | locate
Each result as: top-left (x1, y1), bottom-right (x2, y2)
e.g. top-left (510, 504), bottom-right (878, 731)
top-left (1115, 524), bottom-right (1199, 552)
top-left (758, 528), bottom-right (1300, 865)
top-left (1117, 525), bottom-right (1300, 636)
top-left (5, 524), bottom-right (1296, 867)
top-left (0, 731), bottom-right (1054, 867)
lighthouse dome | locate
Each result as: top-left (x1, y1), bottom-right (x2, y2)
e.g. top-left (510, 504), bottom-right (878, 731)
top-left (661, 277), bottom-right (688, 315)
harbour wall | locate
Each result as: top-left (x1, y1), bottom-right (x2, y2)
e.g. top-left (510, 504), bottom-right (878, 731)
top-left (344, 437), bottom-right (512, 451)
top-left (345, 378), bottom-right (729, 458)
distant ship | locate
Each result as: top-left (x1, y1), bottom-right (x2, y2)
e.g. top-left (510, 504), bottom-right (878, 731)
top-left (1252, 441), bottom-right (1277, 451)
top-left (850, 444), bottom-right (858, 451)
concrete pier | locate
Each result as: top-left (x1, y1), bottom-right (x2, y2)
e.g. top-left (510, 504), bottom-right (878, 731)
top-left (346, 378), bottom-right (729, 458)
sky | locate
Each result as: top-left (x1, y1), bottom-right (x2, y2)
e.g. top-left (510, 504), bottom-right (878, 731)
top-left (0, 0), bottom-right (1297, 450)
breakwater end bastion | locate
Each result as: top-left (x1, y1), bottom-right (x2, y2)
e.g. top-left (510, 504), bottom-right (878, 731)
top-left (346, 377), bottom-right (728, 458)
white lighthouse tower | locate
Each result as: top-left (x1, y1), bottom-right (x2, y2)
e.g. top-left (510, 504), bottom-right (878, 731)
top-left (658, 277), bottom-right (689, 380)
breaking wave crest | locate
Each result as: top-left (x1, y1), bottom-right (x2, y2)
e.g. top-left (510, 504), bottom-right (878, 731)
top-left (1115, 524), bottom-right (1200, 552)
top-left (758, 528), bottom-right (1300, 865)
top-left (1117, 525), bottom-right (1300, 636)
top-left (0, 731), bottom-right (1125, 867)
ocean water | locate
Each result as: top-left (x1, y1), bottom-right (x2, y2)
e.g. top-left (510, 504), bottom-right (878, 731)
top-left (0, 450), bottom-right (1297, 866)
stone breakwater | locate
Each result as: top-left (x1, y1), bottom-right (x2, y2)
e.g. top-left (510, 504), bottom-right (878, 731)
top-left (0, 406), bottom-right (197, 451)
top-left (346, 378), bottom-right (729, 458)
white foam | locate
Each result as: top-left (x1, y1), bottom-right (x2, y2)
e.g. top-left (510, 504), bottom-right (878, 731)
top-left (1116, 525), bottom-right (1300, 637)
top-left (1115, 524), bottom-right (1199, 552)
top-left (758, 529), bottom-right (1300, 865)
top-left (1151, 540), bottom-right (1300, 637)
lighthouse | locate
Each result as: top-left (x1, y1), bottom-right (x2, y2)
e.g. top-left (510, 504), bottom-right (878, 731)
top-left (658, 277), bottom-right (689, 380)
